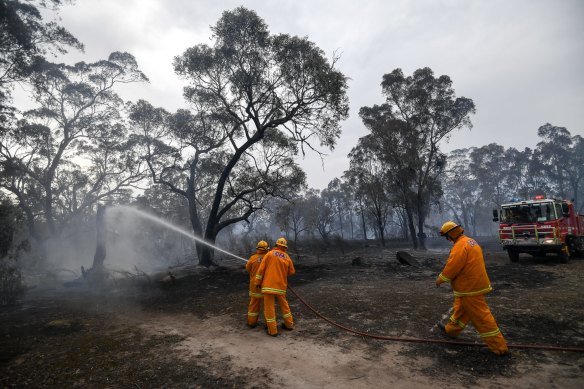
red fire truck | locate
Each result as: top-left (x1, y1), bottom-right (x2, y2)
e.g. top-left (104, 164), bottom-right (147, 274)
top-left (493, 196), bottom-right (584, 263)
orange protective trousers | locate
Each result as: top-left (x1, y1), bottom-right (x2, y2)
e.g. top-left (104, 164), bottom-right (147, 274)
top-left (247, 296), bottom-right (262, 326)
top-left (263, 293), bottom-right (293, 335)
top-left (445, 295), bottom-right (508, 355)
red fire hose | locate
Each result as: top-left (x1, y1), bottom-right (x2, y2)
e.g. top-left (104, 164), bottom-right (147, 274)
top-left (288, 286), bottom-right (584, 353)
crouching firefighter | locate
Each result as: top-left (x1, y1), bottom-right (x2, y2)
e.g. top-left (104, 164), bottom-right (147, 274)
top-left (435, 221), bottom-right (509, 355)
top-left (245, 240), bottom-right (270, 328)
top-left (254, 237), bottom-right (296, 337)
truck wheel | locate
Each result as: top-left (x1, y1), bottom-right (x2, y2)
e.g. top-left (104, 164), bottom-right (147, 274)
top-left (576, 237), bottom-right (584, 259)
top-left (566, 237), bottom-right (578, 258)
top-left (508, 250), bottom-right (519, 262)
top-left (567, 237), bottom-right (584, 259)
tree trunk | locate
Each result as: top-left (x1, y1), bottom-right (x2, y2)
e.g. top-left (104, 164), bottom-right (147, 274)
top-left (416, 193), bottom-right (427, 250)
top-left (200, 213), bottom-right (220, 267)
top-left (417, 216), bottom-right (427, 250)
top-left (91, 205), bottom-right (107, 269)
top-left (187, 188), bottom-right (207, 266)
top-left (199, 244), bottom-right (215, 267)
top-left (377, 217), bottom-right (386, 247)
top-left (404, 202), bottom-right (418, 249)
top-left (83, 205), bottom-right (109, 286)
top-left (349, 208), bottom-right (355, 239)
top-left (360, 207), bottom-right (367, 240)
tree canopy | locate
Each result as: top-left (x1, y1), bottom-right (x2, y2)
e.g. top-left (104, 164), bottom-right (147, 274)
top-left (0, 52), bottom-right (148, 242)
top-left (353, 67), bottom-right (475, 248)
top-left (131, 7), bottom-right (349, 266)
top-left (0, 0), bottom-right (83, 116)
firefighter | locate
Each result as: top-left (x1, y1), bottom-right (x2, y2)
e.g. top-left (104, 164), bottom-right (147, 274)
top-left (435, 221), bottom-right (509, 355)
top-left (245, 240), bottom-right (270, 328)
top-left (254, 237), bottom-right (296, 336)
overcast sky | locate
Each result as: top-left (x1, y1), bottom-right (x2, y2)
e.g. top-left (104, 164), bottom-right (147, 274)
top-left (42, 0), bottom-right (584, 189)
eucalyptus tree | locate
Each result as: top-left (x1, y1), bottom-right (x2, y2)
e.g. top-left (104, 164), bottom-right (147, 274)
top-left (132, 7), bottom-right (348, 266)
top-left (0, 0), bottom-right (83, 115)
top-left (357, 106), bottom-right (420, 247)
top-left (535, 124), bottom-right (572, 198)
top-left (441, 148), bottom-right (481, 235)
top-left (326, 177), bottom-right (357, 239)
top-left (275, 196), bottom-right (310, 247)
top-left (360, 67), bottom-right (475, 249)
top-left (0, 52), bottom-right (148, 245)
top-left (469, 144), bottom-right (509, 208)
top-left (341, 180), bottom-right (359, 240)
top-left (345, 136), bottom-right (393, 247)
top-left (303, 189), bottom-right (335, 244)
top-left (342, 170), bottom-right (370, 240)
top-left (504, 147), bottom-right (534, 199)
top-left (536, 124), bottom-right (584, 211)
top-left (130, 99), bottom-right (306, 265)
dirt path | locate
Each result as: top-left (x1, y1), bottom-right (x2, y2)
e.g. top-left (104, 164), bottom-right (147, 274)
top-left (122, 304), bottom-right (583, 389)
top-left (134, 311), bottom-right (435, 388)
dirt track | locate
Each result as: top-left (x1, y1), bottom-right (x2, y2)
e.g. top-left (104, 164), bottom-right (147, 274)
top-left (1, 244), bottom-right (584, 388)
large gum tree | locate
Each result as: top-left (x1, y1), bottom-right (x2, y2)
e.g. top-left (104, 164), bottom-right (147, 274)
top-left (0, 52), bottom-right (148, 248)
top-left (131, 7), bottom-right (349, 266)
top-left (359, 67), bottom-right (475, 249)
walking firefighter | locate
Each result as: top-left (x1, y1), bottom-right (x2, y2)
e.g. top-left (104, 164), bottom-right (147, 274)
top-left (254, 237), bottom-right (296, 337)
top-left (435, 221), bottom-right (509, 355)
top-left (245, 240), bottom-right (270, 328)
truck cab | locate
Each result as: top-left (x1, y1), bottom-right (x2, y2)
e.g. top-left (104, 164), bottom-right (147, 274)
top-left (493, 196), bottom-right (584, 263)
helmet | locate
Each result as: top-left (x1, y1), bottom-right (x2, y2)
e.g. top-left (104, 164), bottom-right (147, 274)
top-left (275, 237), bottom-right (288, 248)
top-left (256, 240), bottom-right (269, 251)
top-left (439, 221), bottom-right (463, 239)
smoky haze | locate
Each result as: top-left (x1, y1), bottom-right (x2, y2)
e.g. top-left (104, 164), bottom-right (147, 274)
top-left (35, 207), bottom-right (200, 283)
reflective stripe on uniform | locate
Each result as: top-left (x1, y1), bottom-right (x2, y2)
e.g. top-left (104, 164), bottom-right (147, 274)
top-left (255, 274), bottom-right (263, 280)
top-left (479, 328), bottom-right (501, 338)
top-left (249, 291), bottom-right (263, 298)
top-left (439, 273), bottom-right (451, 282)
top-left (453, 285), bottom-right (493, 297)
top-left (247, 312), bottom-right (259, 317)
top-left (449, 315), bottom-right (466, 329)
top-left (282, 313), bottom-right (292, 318)
top-left (261, 287), bottom-right (286, 295)
top-left (265, 317), bottom-right (276, 323)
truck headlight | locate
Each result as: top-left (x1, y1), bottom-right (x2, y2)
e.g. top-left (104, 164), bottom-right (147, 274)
top-left (542, 239), bottom-right (555, 244)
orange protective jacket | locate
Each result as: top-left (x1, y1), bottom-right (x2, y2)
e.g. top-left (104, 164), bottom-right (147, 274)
top-left (254, 247), bottom-right (295, 295)
top-left (246, 251), bottom-right (266, 298)
top-left (438, 235), bottom-right (493, 297)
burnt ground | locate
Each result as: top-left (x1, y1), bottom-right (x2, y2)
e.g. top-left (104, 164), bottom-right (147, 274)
top-left (1, 242), bottom-right (584, 388)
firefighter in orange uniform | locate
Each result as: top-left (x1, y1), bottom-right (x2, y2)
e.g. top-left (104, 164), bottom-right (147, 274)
top-left (436, 221), bottom-right (509, 355)
top-left (254, 237), bottom-right (295, 336)
top-left (245, 240), bottom-right (270, 328)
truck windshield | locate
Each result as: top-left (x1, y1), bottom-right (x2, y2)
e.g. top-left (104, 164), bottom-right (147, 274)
top-left (501, 202), bottom-right (557, 223)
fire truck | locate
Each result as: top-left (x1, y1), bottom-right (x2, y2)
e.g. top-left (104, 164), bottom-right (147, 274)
top-left (493, 196), bottom-right (584, 263)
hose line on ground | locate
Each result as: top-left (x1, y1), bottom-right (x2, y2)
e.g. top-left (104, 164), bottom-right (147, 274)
top-left (288, 286), bottom-right (584, 353)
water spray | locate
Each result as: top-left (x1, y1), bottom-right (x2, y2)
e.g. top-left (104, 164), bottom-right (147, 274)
top-left (109, 205), bottom-right (249, 263)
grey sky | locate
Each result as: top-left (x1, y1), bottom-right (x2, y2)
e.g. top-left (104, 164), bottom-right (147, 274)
top-left (45, 0), bottom-right (584, 189)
